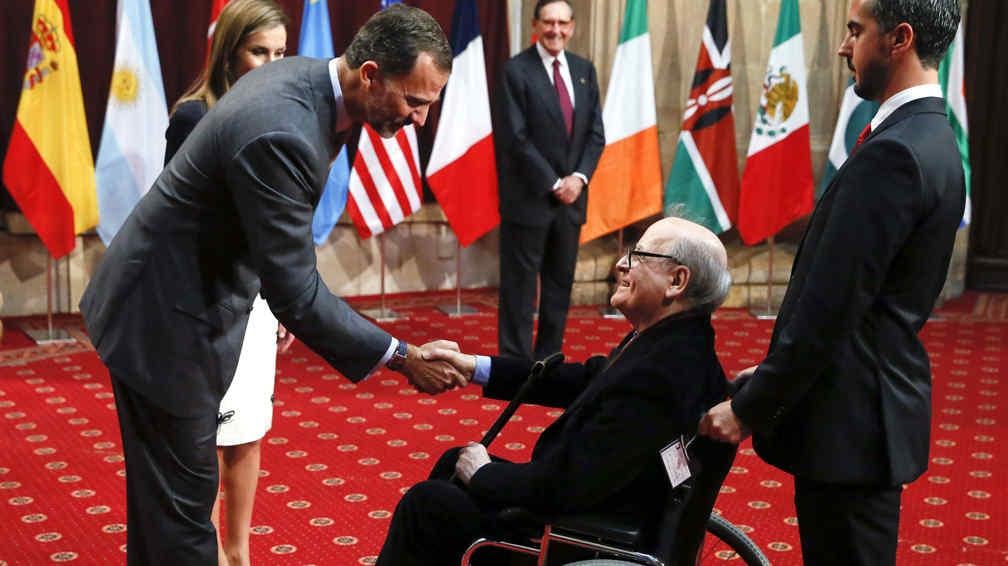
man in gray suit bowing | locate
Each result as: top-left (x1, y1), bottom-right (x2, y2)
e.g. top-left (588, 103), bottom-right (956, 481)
top-left (80, 6), bottom-right (461, 564)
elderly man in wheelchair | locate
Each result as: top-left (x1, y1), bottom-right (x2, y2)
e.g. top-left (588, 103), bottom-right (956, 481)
top-left (376, 217), bottom-right (737, 566)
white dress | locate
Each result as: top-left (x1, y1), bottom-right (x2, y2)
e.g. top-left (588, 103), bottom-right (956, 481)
top-left (216, 294), bottom-right (278, 446)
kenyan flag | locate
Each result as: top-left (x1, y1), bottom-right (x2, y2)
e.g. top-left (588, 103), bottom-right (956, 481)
top-left (664, 0), bottom-right (739, 234)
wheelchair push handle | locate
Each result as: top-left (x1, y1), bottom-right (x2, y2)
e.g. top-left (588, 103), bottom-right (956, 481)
top-left (479, 351), bottom-right (564, 448)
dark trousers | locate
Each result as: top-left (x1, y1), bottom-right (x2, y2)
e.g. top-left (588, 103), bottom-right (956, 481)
top-left (377, 449), bottom-right (498, 566)
top-left (498, 217), bottom-right (581, 360)
top-left (111, 376), bottom-right (220, 565)
top-left (794, 477), bottom-right (902, 566)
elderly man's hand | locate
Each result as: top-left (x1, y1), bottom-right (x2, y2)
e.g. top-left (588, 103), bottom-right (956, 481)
top-left (455, 442), bottom-right (491, 486)
top-left (699, 400), bottom-right (750, 444)
top-left (422, 347), bottom-right (476, 385)
top-left (399, 342), bottom-right (465, 394)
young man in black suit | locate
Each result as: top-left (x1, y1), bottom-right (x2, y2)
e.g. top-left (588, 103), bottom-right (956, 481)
top-left (80, 6), bottom-right (464, 564)
top-left (376, 217), bottom-right (733, 566)
top-left (494, 0), bottom-right (606, 361)
top-left (700, 1), bottom-right (965, 564)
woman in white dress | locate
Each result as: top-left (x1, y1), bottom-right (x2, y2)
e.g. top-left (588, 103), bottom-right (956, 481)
top-left (164, 2), bottom-right (292, 564)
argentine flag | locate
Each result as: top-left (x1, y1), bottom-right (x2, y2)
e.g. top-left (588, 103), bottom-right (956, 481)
top-left (94, 0), bottom-right (168, 245)
top-left (301, 0), bottom-right (351, 246)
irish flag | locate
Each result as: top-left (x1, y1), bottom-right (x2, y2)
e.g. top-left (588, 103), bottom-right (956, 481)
top-left (3, 0), bottom-right (98, 259)
top-left (580, 0), bottom-right (662, 243)
top-left (737, 0), bottom-right (813, 245)
top-left (939, 21), bottom-right (970, 225)
top-left (664, 0), bottom-right (739, 234)
top-left (426, 0), bottom-right (499, 246)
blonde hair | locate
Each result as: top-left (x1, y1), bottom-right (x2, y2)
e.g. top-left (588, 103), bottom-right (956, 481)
top-left (173, 0), bottom-right (287, 112)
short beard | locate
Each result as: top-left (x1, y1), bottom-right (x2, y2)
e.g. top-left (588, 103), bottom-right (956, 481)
top-left (852, 56), bottom-right (888, 101)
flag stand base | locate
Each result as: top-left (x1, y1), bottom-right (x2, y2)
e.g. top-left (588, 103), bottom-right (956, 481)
top-left (24, 255), bottom-right (77, 344)
top-left (438, 303), bottom-right (478, 317)
top-left (22, 327), bottom-right (76, 345)
top-left (359, 307), bottom-right (403, 323)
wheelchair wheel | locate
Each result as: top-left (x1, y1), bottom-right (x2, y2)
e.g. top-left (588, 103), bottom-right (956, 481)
top-left (700, 513), bottom-right (770, 565)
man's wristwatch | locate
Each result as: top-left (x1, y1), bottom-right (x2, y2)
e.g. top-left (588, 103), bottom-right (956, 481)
top-left (386, 340), bottom-right (408, 371)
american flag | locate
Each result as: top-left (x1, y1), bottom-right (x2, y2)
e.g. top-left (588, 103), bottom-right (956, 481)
top-left (346, 124), bottom-right (423, 238)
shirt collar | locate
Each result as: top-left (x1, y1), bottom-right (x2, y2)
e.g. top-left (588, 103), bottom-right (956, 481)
top-left (328, 57), bottom-right (352, 134)
top-left (535, 41), bottom-right (568, 70)
top-left (870, 83), bottom-right (943, 131)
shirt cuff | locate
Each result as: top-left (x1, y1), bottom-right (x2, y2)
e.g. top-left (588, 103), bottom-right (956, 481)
top-left (572, 172), bottom-right (588, 186)
top-left (366, 337), bottom-right (399, 379)
top-left (551, 178), bottom-right (563, 191)
top-left (472, 355), bottom-right (492, 385)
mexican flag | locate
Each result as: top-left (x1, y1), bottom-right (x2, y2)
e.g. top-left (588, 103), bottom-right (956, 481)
top-left (664, 0), bottom-right (739, 234)
top-left (580, 0), bottom-right (662, 243)
top-left (737, 0), bottom-right (813, 245)
top-left (939, 21), bottom-right (970, 225)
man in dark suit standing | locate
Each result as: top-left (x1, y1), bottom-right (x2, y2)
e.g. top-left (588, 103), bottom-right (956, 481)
top-left (700, 1), bottom-right (965, 564)
top-left (375, 217), bottom-right (733, 566)
top-left (79, 6), bottom-right (463, 564)
top-left (494, 0), bottom-right (605, 361)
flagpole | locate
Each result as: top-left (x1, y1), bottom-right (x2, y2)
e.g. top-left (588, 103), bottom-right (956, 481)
top-left (601, 229), bottom-right (625, 319)
top-left (748, 237), bottom-right (778, 320)
top-left (359, 233), bottom-right (402, 322)
top-left (437, 239), bottom-right (477, 317)
top-left (21, 255), bottom-right (76, 344)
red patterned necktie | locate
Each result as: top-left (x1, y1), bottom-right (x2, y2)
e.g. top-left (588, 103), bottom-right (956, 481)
top-left (552, 59), bottom-right (574, 137)
top-left (855, 123), bottom-right (871, 148)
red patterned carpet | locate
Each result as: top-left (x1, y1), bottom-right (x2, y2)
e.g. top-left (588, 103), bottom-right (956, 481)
top-left (0, 291), bottom-right (1004, 565)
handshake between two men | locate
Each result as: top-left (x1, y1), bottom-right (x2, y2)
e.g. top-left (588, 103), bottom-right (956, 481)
top-left (396, 340), bottom-right (478, 395)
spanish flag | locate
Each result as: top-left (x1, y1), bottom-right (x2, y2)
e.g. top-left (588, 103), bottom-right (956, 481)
top-left (3, 0), bottom-right (98, 259)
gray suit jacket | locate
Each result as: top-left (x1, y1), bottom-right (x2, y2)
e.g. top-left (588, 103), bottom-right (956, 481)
top-left (80, 57), bottom-right (390, 417)
top-left (732, 97), bottom-right (965, 485)
top-left (493, 46), bottom-right (605, 227)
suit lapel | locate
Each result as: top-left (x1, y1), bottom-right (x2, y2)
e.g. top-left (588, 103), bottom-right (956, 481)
top-left (569, 56), bottom-right (590, 138)
top-left (821, 97), bottom-right (945, 200)
top-left (524, 48), bottom-right (571, 136)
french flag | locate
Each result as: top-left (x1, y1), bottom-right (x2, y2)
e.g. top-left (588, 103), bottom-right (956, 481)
top-left (425, 0), bottom-right (499, 246)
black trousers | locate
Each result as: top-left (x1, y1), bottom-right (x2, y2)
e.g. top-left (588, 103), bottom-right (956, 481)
top-left (111, 376), bottom-right (219, 565)
top-left (498, 217), bottom-right (581, 361)
top-left (794, 477), bottom-right (902, 566)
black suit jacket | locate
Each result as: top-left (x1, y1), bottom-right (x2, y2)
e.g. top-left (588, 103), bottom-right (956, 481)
top-left (732, 97), bottom-right (965, 485)
top-left (468, 313), bottom-right (727, 523)
top-left (80, 57), bottom-right (391, 417)
top-left (493, 46), bottom-right (605, 227)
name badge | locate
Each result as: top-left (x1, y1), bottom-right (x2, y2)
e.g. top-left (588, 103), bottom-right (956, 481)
top-left (660, 437), bottom-right (692, 488)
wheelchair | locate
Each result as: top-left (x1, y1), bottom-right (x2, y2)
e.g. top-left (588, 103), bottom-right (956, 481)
top-left (460, 435), bottom-right (770, 566)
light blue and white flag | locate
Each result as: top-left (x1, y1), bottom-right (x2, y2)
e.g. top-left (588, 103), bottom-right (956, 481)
top-left (300, 0), bottom-right (351, 246)
top-left (94, 0), bottom-right (168, 244)
top-left (818, 79), bottom-right (878, 200)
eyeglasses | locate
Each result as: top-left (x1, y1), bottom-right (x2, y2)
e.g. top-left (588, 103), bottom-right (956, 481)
top-left (623, 244), bottom-right (680, 270)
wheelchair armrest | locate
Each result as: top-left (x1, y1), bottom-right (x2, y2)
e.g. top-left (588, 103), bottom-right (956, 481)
top-left (549, 512), bottom-right (644, 547)
top-left (494, 507), bottom-right (643, 547)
